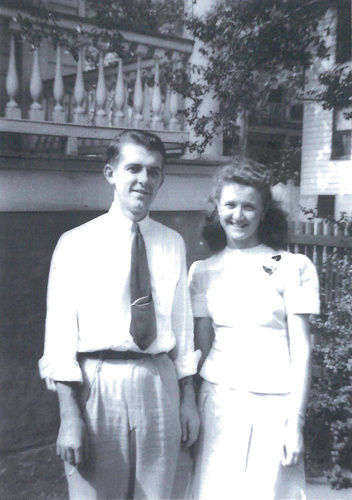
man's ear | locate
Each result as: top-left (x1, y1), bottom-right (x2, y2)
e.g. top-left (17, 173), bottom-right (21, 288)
top-left (103, 164), bottom-right (115, 185)
top-left (159, 170), bottom-right (165, 188)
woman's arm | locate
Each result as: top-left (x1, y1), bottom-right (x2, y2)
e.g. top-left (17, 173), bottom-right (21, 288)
top-left (194, 317), bottom-right (215, 373)
top-left (282, 313), bottom-right (312, 467)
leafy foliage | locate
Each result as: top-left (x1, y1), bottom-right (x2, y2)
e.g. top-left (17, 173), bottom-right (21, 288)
top-left (305, 251), bottom-right (352, 489)
top-left (300, 208), bottom-right (351, 231)
top-left (183, 0), bottom-right (338, 153)
top-left (249, 135), bottom-right (302, 185)
top-left (13, 0), bottom-right (352, 156)
top-left (316, 67), bottom-right (352, 116)
top-left (14, 0), bottom-right (184, 60)
top-left (14, 1), bottom-right (81, 56)
top-left (85, 0), bottom-right (184, 35)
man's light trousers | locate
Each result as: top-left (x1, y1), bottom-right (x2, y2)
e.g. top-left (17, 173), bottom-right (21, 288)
top-left (65, 354), bottom-right (181, 499)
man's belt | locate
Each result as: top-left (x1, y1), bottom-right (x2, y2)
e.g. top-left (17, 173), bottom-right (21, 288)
top-left (78, 350), bottom-right (153, 361)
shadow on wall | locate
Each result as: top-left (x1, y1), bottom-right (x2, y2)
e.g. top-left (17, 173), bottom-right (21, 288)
top-left (0, 210), bottom-right (210, 453)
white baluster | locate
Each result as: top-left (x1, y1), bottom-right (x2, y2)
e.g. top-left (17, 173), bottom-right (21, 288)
top-left (5, 33), bottom-right (21, 119)
top-left (29, 48), bottom-right (45, 121)
top-left (87, 88), bottom-right (96, 125)
top-left (123, 82), bottom-right (131, 126)
top-left (163, 86), bottom-right (171, 128)
top-left (52, 45), bottom-right (65, 123)
top-left (133, 45), bottom-right (148, 128)
top-left (168, 52), bottom-right (181, 131)
top-left (107, 88), bottom-right (114, 126)
top-left (133, 66), bottom-right (143, 126)
top-left (74, 46), bottom-right (86, 124)
top-left (95, 50), bottom-right (108, 126)
top-left (152, 49), bottom-right (165, 130)
top-left (112, 58), bottom-right (125, 127)
top-left (143, 81), bottom-right (151, 128)
top-left (78, 0), bottom-right (86, 16)
top-left (64, 93), bottom-right (71, 122)
top-left (133, 60), bottom-right (143, 127)
top-left (169, 91), bottom-right (180, 131)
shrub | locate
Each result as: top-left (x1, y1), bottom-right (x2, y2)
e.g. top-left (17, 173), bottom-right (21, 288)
top-left (305, 253), bottom-right (352, 489)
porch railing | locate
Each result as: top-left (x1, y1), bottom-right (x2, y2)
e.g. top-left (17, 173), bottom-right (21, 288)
top-left (0, 6), bottom-right (193, 156)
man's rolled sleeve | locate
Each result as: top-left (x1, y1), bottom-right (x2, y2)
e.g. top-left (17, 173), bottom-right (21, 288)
top-left (169, 240), bottom-right (201, 379)
top-left (38, 358), bottom-right (82, 391)
top-left (38, 234), bottom-right (82, 391)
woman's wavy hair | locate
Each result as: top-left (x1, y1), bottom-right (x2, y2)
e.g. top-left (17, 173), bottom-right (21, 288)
top-left (202, 158), bottom-right (288, 252)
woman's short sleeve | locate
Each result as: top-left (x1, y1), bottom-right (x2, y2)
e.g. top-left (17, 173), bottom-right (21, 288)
top-left (284, 254), bottom-right (320, 315)
top-left (188, 261), bottom-right (210, 317)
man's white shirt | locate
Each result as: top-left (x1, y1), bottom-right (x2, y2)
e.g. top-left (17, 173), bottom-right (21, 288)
top-left (39, 201), bottom-right (200, 389)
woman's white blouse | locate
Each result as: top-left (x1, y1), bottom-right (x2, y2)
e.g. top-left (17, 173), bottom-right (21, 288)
top-left (188, 244), bottom-right (320, 394)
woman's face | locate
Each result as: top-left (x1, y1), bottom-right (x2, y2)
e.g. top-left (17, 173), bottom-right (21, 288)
top-left (217, 182), bottom-right (265, 249)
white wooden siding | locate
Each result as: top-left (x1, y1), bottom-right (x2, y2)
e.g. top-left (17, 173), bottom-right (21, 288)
top-left (300, 7), bottom-right (352, 218)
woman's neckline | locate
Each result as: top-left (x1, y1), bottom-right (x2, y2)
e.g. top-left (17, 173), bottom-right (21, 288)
top-left (223, 243), bottom-right (267, 254)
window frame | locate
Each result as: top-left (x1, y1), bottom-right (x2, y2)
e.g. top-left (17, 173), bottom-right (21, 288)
top-left (331, 109), bottom-right (352, 161)
top-left (317, 195), bottom-right (336, 219)
top-left (335, 1), bottom-right (352, 64)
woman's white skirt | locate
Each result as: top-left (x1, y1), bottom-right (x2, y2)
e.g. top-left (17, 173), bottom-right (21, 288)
top-left (189, 380), bottom-right (306, 500)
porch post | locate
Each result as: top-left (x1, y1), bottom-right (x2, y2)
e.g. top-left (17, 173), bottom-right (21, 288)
top-left (183, 0), bottom-right (223, 158)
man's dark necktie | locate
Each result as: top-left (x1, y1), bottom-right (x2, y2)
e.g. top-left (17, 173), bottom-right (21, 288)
top-left (129, 222), bottom-right (157, 350)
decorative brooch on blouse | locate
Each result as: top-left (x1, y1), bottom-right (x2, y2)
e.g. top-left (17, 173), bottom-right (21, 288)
top-left (263, 255), bottom-right (282, 275)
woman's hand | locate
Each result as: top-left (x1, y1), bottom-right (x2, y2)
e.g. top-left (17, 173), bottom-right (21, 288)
top-left (180, 377), bottom-right (200, 448)
top-left (281, 416), bottom-right (304, 467)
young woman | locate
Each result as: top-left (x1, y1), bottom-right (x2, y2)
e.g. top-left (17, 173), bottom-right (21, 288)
top-left (188, 159), bottom-right (320, 500)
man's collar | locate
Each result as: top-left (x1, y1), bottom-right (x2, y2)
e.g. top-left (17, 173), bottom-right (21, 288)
top-left (109, 201), bottom-right (150, 233)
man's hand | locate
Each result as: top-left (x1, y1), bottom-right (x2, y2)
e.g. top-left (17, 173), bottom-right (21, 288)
top-left (56, 416), bottom-right (89, 466)
top-left (56, 381), bottom-right (89, 466)
top-left (281, 417), bottom-right (304, 467)
top-left (179, 378), bottom-right (200, 448)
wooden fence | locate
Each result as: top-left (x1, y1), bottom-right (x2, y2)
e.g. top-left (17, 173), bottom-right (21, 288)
top-left (287, 221), bottom-right (352, 310)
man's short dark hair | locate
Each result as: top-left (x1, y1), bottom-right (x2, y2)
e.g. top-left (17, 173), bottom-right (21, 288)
top-left (106, 131), bottom-right (167, 167)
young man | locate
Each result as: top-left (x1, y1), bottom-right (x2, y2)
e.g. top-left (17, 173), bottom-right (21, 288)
top-left (39, 130), bottom-right (200, 499)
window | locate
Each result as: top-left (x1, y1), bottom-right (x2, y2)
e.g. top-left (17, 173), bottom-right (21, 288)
top-left (317, 195), bottom-right (335, 219)
top-left (332, 131), bottom-right (352, 159)
top-left (268, 88), bottom-right (283, 104)
top-left (290, 104), bottom-right (303, 121)
top-left (247, 135), bottom-right (282, 165)
top-left (336, 1), bottom-right (352, 63)
top-left (331, 108), bottom-right (352, 160)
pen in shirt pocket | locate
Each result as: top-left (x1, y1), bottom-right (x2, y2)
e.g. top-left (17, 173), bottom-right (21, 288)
top-left (68, 465), bottom-right (77, 477)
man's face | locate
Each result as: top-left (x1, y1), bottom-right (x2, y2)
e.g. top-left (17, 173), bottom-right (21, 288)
top-left (104, 142), bottom-right (164, 221)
